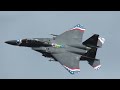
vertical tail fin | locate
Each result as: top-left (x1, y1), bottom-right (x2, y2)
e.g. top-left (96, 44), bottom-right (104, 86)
top-left (80, 48), bottom-right (97, 60)
top-left (80, 48), bottom-right (101, 70)
top-left (82, 34), bottom-right (105, 48)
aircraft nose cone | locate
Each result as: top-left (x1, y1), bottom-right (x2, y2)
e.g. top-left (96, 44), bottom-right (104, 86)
top-left (5, 40), bottom-right (18, 45)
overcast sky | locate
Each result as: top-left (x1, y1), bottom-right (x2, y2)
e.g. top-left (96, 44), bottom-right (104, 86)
top-left (0, 11), bottom-right (120, 79)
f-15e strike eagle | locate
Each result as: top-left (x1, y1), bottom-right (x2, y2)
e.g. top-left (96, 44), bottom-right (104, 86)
top-left (5, 24), bottom-right (105, 74)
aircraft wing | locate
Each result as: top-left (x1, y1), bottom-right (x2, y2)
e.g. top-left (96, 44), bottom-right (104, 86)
top-left (54, 24), bottom-right (85, 45)
top-left (52, 52), bottom-right (81, 74)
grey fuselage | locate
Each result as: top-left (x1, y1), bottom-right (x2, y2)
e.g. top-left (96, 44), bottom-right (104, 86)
top-left (5, 37), bottom-right (91, 61)
top-left (30, 38), bottom-right (90, 61)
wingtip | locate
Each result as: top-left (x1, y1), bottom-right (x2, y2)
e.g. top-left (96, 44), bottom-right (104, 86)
top-left (63, 65), bottom-right (80, 74)
top-left (70, 24), bottom-right (86, 32)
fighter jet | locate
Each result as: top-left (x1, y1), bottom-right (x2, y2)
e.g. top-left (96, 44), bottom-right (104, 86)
top-left (5, 24), bottom-right (105, 74)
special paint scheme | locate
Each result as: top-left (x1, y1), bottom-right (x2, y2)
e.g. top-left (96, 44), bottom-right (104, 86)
top-left (5, 24), bottom-right (105, 74)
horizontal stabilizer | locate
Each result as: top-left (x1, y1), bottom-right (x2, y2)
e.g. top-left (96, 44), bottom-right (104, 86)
top-left (88, 59), bottom-right (101, 70)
